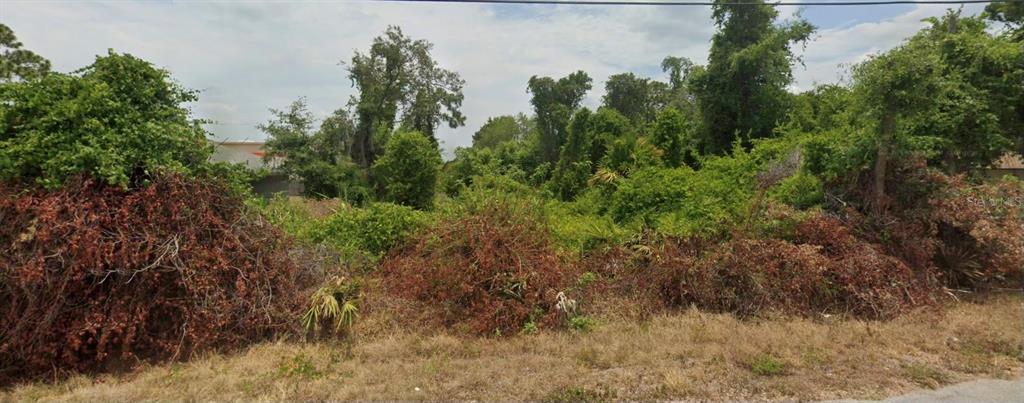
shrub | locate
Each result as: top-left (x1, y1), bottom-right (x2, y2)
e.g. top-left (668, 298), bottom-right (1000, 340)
top-left (0, 51), bottom-right (211, 189)
top-left (609, 152), bottom-right (755, 237)
top-left (378, 204), bottom-right (574, 336)
top-left (0, 175), bottom-right (303, 384)
top-left (929, 175), bottom-right (1024, 287)
top-left (769, 172), bottom-right (824, 209)
top-left (302, 276), bottom-right (362, 339)
top-left (316, 202), bottom-right (427, 257)
top-left (372, 130), bottom-right (442, 210)
top-left (794, 214), bottom-right (933, 318)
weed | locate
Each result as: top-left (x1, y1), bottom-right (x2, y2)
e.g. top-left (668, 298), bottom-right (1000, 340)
top-left (277, 353), bottom-right (321, 380)
top-left (750, 353), bottom-right (786, 376)
top-left (543, 385), bottom-right (616, 403)
top-left (902, 362), bottom-right (950, 388)
top-left (569, 315), bottom-right (595, 333)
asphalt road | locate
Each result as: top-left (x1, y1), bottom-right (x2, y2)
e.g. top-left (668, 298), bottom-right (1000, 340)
top-left (823, 378), bottom-right (1024, 403)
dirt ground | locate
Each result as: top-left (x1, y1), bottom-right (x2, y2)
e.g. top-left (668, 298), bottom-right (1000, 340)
top-left (3, 294), bottom-right (1022, 402)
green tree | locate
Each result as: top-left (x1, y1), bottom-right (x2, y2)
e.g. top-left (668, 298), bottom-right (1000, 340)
top-left (260, 100), bottom-right (368, 201)
top-left (906, 11), bottom-right (1023, 172)
top-left (651, 108), bottom-right (691, 167)
top-left (373, 130), bottom-right (442, 210)
top-left (527, 71), bottom-right (592, 165)
top-left (550, 108), bottom-right (594, 200)
top-left (472, 113), bottom-right (534, 149)
top-left (602, 72), bottom-right (664, 123)
top-left (0, 51), bottom-right (210, 188)
top-left (851, 38), bottom-right (943, 214)
top-left (0, 24), bottom-right (50, 82)
top-left (691, 0), bottom-right (814, 154)
top-left (347, 26), bottom-right (464, 168)
top-left (985, 0), bottom-right (1024, 40)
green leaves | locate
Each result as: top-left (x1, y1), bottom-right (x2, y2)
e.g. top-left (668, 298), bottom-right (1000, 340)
top-left (0, 51), bottom-right (211, 188)
top-left (372, 130), bottom-right (442, 210)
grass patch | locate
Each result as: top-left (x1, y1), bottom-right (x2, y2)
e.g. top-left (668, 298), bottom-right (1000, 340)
top-left (750, 353), bottom-right (786, 376)
top-left (543, 385), bottom-right (616, 403)
top-left (902, 362), bottom-right (951, 389)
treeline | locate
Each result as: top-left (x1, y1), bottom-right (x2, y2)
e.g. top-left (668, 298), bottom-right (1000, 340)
top-left (261, 2), bottom-right (1022, 223)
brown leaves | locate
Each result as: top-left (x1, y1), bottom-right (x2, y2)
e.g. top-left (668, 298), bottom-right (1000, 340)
top-left (0, 175), bottom-right (303, 385)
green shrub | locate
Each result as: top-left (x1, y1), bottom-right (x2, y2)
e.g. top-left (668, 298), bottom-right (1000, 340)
top-left (317, 202), bottom-right (428, 256)
top-left (610, 153), bottom-right (755, 237)
top-left (373, 130), bottom-right (442, 210)
top-left (0, 51), bottom-right (211, 188)
top-left (255, 195), bottom-right (320, 242)
top-left (769, 172), bottom-right (824, 209)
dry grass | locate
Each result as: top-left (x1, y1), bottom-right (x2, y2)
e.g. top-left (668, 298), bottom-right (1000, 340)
top-left (3, 294), bottom-right (1022, 402)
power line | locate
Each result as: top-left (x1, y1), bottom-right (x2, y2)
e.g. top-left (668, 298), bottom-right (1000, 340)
top-left (369, 0), bottom-right (1016, 6)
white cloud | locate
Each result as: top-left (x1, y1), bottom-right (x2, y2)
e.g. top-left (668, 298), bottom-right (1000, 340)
top-left (1, 1), bottom-right (984, 156)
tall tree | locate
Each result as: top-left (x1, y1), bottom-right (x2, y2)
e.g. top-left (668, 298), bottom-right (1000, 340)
top-left (985, 0), bottom-right (1024, 40)
top-left (471, 113), bottom-right (534, 149)
top-left (347, 26), bottom-right (464, 169)
top-left (691, 0), bottom-right (814, 154)
top-left (0, 24), bottom-right (50, 82)
top-left (602, 73), bottom-right (664, 123)
top-left (527, 71), bottom-right (592, 165)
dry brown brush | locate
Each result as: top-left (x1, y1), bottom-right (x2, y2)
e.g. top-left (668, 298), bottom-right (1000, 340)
top-left (377, 204), bottom-right (575, 336)
top-left (0, 175), bottom-right (303, 385)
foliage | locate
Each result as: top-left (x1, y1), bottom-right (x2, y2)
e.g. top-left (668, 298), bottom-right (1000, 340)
top-left (303, 276), bottom-right (362, 338)
top-left (528, 71), bottom-right (593, 164)
top-left (347, 26), bottom-right (464, 167)
top-left (260, 100), bottom-right (369, 201)
top-left (472, 113), bottom-right (534, 149)
top-left (372, 130), bottom-right (442, 210)
top-left (929, 175), bottom-right (1024, 287)
top-left (650, 107), bottom-right (693, 168)
top-left (750, 354), bottom-right (786, 376)
top-left (317, 202), bottom-right (428, 256)
top-left (0, 175), bottom-right (303, 384)
top-left (768, 171), bottom-right (823, 209)
top-left (0, 23), bottom-right (50, 82)
top-left (602, 72), bottom-right (667, 123)
top-left (609, 150), bottom-right (756, 236)
top-left (0, 51), bottom-right (211, 189)
top-left (691, 0), bottom-right (815, 154)
top-left (378, 203), bottom-right (575, 336)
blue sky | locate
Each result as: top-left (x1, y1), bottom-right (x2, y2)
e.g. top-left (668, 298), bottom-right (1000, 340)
top-left (1, 0), bottom-right (987, 157)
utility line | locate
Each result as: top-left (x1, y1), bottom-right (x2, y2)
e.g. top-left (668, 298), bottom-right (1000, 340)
top-left (369, 0), bottom-right (1018, 6)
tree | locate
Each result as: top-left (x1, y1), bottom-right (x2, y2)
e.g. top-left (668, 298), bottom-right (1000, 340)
top-left (0, 24), bottom-right (50, 82)
top-left (660, 56), bottom-right (699, 117)
top-left (527, 71), bottom-right (592, 165)
top-left (651, 108), bottom-right (691, 168)
top-left (985, 0), bottom-right (1024, 40)
top-left (550, 108), bottom-right (594, 200)
top-left (472, 113), bottom-right (534, 149)
top-left (0, 51), bottom-right (209, 188)
top-left (905, 11), bottom-right (1023, 172)
top-left (373, 130), bottom-right (442, 210)
top-left (260, 100), bottom-right (368, 200)
top-left (691, 0), bottom-right (814, 154)
top-left (852, 40), bottom-right (943, 215)
top-left (602, 73), bottom-right (664, 123)
top-left (347, 26), bottom-right (465, 169)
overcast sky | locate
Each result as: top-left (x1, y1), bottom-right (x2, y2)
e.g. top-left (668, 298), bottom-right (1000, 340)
top-left (2, 0), bottom-right (987, 157)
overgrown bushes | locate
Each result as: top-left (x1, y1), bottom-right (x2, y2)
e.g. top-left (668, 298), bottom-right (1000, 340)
top-left (378, 204), bottom-right (575, 336)
top-left (0, 175), bottom-right (304, 384)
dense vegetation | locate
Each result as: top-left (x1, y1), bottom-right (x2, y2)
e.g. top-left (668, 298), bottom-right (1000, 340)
top-left (1, 2), bottom-right (1023, 386)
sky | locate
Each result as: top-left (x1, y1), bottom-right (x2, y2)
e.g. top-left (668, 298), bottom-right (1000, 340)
top-left (1, 0), bottom-right (988, 158)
